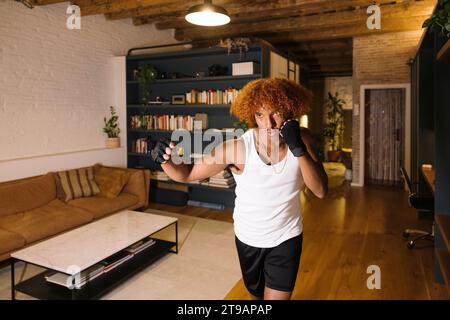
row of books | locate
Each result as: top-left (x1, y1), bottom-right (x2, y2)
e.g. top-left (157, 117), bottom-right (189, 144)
top-left (131, 114), bottom-right (195, 131)
top-left (185, 88), bottom-right (240, 104)
top-left (201, 170), bottom-right (236, 188)
top-left (131, 138), bottom-right (150, 154)
top-left (151, 170), bottom-right (235, 189)
top-left (45, 238), bottom-right (156, 289)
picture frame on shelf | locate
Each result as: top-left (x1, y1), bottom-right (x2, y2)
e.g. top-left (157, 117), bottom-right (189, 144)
top-left (172, 95), bottom-right (186, 105)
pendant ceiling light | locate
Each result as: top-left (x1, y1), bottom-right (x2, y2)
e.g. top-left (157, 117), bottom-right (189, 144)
top-left (185, 0), bottom-right (231, 27)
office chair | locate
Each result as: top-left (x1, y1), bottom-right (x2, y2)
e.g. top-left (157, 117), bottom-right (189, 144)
top-left (400, 166), bottom-right (435, 249)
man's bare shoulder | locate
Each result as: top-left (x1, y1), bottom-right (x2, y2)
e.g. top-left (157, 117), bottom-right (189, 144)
top-left (223, 137), bottom-right (246, 165)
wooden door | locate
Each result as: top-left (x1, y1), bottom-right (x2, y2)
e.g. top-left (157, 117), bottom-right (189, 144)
top-left (364, 88), bottom-right (405, 186)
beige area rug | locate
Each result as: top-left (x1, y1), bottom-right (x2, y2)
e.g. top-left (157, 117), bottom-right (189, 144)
top-left (0, 209), bottom-right (241, 300)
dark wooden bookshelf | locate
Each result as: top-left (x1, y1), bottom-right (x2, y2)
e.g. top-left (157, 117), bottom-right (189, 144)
top-left (126, 42), bottom-right (300, 207)
top-left (151, 178), bottom-right (236, 193)
top-left (127, 103), bottom-right (231, 109)
top-left (127, 74), bottom-right (261, 84)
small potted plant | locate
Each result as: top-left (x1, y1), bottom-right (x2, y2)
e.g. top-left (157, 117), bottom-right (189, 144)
top-left (323, 92), bottom-right (344, 162)
top-left (103, 106), bottom-right (121, 148)
top-left (136, 64), bottom-right (158, 106)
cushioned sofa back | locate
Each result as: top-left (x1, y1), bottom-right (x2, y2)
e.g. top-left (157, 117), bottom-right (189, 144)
top-left (0, 173), bottom-right (56, 217)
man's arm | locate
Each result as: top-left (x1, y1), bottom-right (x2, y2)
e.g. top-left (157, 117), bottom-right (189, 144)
top-left (280, 120), bottom-right (328, 198)
top-left (298, 128), bottom-right (328, 198)
top-left (156, 138), bottom-right (244, 183)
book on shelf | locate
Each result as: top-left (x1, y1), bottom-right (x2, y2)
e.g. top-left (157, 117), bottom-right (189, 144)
top-left (102, 251), bottom-right (134, 273)
top-left (151, 171), bottom-right (170, 181)
top-left (185, 88), bottom-right (240, 104)
top-left (45, 263), bottom-right (105, 289)
top-left (209, 177), bottom-right (235, 184)
top-left (124, 238), bottom-right (156, 255)
top-left (132, 138), bottom-right (149, 154)
top-left (207, 182), bottom-right (236, 189)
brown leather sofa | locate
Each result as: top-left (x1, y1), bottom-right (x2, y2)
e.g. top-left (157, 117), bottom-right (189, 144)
top-left (0, 165), bottom-right (150, 262)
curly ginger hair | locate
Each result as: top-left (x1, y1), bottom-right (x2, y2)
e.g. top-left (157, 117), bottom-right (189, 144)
top-left (230, 78), bottom-right (313, 128)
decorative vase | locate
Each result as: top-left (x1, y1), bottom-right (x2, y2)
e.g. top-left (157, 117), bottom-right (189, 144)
top-left (106, 137), bottom-right (120, 149)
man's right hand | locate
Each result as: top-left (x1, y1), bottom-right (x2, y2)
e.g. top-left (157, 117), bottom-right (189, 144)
top-left (151, 139), bottom-right (175, 164)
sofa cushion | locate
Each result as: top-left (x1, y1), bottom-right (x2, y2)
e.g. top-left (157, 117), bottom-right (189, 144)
top-left (0, 199), bottom-right (94, 244)
top-left (0, 228), bottom-right (26, 255)
top-left (0, 173), bottom-right (56, 217)
top-left (123, 169), bottom-right (147, 208)
top-left (69, 193), bottom-right (138, 219)
top-left (56, 166), bottom-right (100, 202)
top-left (94, 166), bottom-right (129, 199)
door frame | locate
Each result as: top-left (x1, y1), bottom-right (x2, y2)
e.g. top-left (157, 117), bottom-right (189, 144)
top-left (357, 84), bottom-right (411, 187)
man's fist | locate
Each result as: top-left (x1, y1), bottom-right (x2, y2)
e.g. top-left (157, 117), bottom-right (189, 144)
top-left (151, 139), bottom-right (173, 164)
top-left (280, 119), bottom-right (307, 157)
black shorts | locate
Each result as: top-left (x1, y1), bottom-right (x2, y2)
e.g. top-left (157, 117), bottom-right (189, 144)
top-left (235, 234), bottom-right (303, 298)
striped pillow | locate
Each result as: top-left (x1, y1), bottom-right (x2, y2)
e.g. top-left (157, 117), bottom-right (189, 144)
top-left (56, 167), bottom-right (100, 202)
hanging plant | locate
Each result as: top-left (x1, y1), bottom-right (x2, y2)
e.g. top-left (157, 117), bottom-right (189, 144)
top-left (422, 0), bottom-right (450, 37)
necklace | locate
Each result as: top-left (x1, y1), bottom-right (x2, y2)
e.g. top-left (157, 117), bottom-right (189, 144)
top-left (254, 131), bottom-right (288, 174)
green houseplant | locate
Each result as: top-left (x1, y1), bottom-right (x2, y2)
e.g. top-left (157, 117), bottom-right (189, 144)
top-left (422, 0), bottom-right (450, 37)
top-left (103, 106), bottom-right (121, 148)
top-left (323, 91), bottom-right (345, 162)
top-left (136, 64), bottom-right (158, 106)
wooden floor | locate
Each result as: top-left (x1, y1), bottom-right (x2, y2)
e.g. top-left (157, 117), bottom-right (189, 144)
top-left (148, 184), bottom-right (450, 300)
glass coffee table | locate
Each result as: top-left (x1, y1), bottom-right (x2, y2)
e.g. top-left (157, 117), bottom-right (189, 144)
top-left (10, 210), bottom-right (178, 300)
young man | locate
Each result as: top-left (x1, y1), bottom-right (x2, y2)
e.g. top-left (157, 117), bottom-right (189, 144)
top-left (151, 78), bottom-right (328, 300)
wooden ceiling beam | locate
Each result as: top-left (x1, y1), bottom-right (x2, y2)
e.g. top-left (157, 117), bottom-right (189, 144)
top-left (79, 0), bottom-right (182, 16)
top-left (32, 0), bottom-right (75, 4)
top-left (264, 15), bottom-right (428, 43)
top-left (131, 0), bottom-right (407, 27)
top-left (109, 0), bottom-right (288, 21)
top-left (175, 1), bottom-right (434, 41)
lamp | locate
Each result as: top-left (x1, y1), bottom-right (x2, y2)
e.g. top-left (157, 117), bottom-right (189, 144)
top-left (185, 0), bottom-right (231, 27)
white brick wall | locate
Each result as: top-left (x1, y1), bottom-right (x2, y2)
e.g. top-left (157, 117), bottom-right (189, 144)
top-left (0, 1), bottom-right (174, 164)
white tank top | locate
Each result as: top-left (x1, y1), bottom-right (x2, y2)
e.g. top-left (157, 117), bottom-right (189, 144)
top-left (232, 129), bottom-right (304, 248)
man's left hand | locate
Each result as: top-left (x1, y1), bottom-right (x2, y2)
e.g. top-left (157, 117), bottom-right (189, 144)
top-left (280, 119), bottom-right (307, 157)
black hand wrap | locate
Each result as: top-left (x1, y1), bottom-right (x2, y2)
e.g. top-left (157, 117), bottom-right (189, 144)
top-left (280, 119), bottom-right (307, 157)
top-left (151, 139), bottom-right (171, 164)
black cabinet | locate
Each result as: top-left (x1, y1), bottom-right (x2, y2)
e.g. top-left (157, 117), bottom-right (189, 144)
top-left (412, 31), bottom-right (450, 293)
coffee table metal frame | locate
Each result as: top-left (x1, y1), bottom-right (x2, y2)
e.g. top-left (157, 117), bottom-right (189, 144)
top-left (10, 220), bottom-right (178, 300)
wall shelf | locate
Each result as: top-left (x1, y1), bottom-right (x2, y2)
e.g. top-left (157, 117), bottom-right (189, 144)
top-left (151, 178), bottom-right (236, 193)
top-left (127, 74), bottom-right (261, 84)
top-left (127, 104), bottom-right (231, 109)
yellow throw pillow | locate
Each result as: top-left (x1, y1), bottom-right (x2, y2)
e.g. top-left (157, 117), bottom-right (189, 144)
top-left (94, 166), bottom-right (129, 199)
top-left (56, 167), bottom-right (100, 202)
